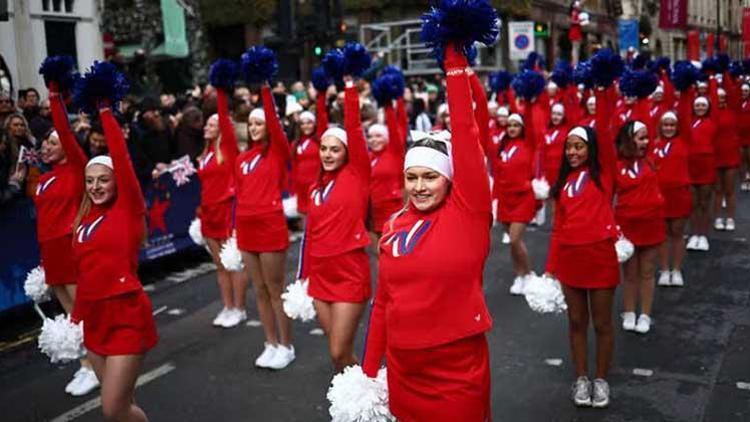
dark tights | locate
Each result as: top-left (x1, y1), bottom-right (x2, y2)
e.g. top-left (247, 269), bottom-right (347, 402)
top-left (562, 286), bottom-right (615, 379)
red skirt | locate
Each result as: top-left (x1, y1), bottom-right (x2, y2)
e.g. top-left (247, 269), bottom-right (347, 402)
top-left (386, 334), bottom-right (491, 422)
top-left (82, 290), bottom-right (158, 356)
top-left (39, 234), bottom-right (76, 285)
top-left (556, 239), bottom-right (620, 289)
top-left (371, 198), bottom-right (404, 234)
top-left (200, 200), bottom-right (233, 240)
top-left (498, 189), bottom-right (539, 224)
top-left (688, 154), bottom-right (717, 185)
top-left (308, 248), bottom-right (371, 303)
top-left (236, 211), bottom-right (289, 253)
top-left (617, 216), bottom-right (666, 247)
top-left (661, 185), bottom-right (692, 219)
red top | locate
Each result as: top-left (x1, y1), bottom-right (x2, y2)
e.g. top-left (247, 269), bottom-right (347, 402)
top-left (614, 157), bottom-right (664, 220)
top-left (650, 91), bottom-right (692, 189)
top-left (552, 87), bottom-right (618, 246)
top-left (469, 71), bottom-right (490, 152)
top-left (369, 103), bottom-right (405, 207)
top-left (363, 48), bottom-right (492, 376)
top-left (304, 84), bottom-right (370, 259)
top-left (396, 97), bottom-right (408, 143)
top-left (689, 116), bottom-right (717, 155)
top-left (579, 115), bottom-right (596, 129)
top-left (543, 123), bottom-right (570, 185)
top-left (292, 93), bottom-right (328, 199)
top-left (72, 108), bottom-right (147, 308)
top-left (568, 10), bottom-right (583, 42)
top-left (235, 86), bottom-right (291, 217)
top-left (714, 75), bottom-right (741, 165)
top-left (197, 89), bottom-right (238, 206)
top-left (33, 92), bottom-right (87, 242)
top-left (492, 102), bottom-right (541, 196)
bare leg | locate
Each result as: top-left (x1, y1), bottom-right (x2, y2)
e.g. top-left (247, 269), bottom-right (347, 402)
top-left (698, 185), bottom-right (714, 235)
top-left (314, 300), bottom-right (332, 336)
top-left (230, 267), bottom-right (249, 310)
top-left (327, 302), bottom-right (366, 372)
top-left (99, 355), bottom-right (148, 422)
top-left (622, 252), bottom-right (639, 313)
top-left (590, 288), bottom-right (616, 379)
top-left (637, 246), bottom-right (659, 316)
top-left (244, 252), bottom-right (277, 345)
top-left (561, 285), bottom-right (590, 377)
top-left (670, 219), bottom-right (687, 270)
top-left (712, 169), bottom-right (726, 218)
top-left (259, 251), bottom-right (292, 346)
top-left (658, 223), bottom-right (670, 272)
top-left (506, 222), bottom-right (531, 276)
top-left (723, 168), bottom-right (738, 219)
top-left (205, 238), bottom-right (233, 309)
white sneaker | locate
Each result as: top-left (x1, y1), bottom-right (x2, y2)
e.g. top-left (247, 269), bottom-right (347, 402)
top-left (68, 367), bottom-right (99, 397)
top-left (220, 309), bottom-right (243, 328)
top-left (686, 235), bottom-right (699, 250)
top-left (657, 271), bottom-right (671, 287)
top-left (698, 236), bottom-right (710, 251)
top-left (571, 376), bottom-right (592, 407)
top-left (255, 343), bottom-right (278, 368)
top-left (509, 275), bottom-right (527, 296)
top-left (635, 314), bottom-right (651, 334)
top-left (622, 312), bottom-right (637, 331)
top-left (722, 198), bottom-right (727, 208)
top-left (671, 270), bottom-right (684, 287)
top-left (212, 308), bottom-right (230, 327)
top-left (725, 218), bottom-right (735, 231)
top-left (266, 345), bottom-right (295, 370)
top-left (502, 232), bottom-right (511, 244)
top-left (591, 378), bottom-right (610, 408)
top-left (714, 218), bottom-right (725, 231)
top-left (65, 367), bottom-right (86, 393)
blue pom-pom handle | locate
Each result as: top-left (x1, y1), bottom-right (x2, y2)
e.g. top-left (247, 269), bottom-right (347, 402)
top-left (209, 59), bottom-right (238, 92)
top-left (72, 61), bottom-right (129, 115)
top-left (511, 70), bottom-right (545, 101)
top-left (39, 56), bottom-right (79, 93)
top-left (420, 0), bottom-right (499, 63)
top-left (240, 46), bottom-right (278, 84)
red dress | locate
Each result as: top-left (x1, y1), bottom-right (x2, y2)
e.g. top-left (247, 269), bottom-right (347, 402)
top-left (363, 48), bottom-right (492, 421)
top-left (651, 132), bottom-right (692, 219)
top-left (493, 137), bottom-right (539, 223)
top-left (369, 102), bottom-right (406, 233)
top-left (293, 97), bottom-right (327, 214)
top-left (235, 86), bottom-right (291, 253)
top-left (72, 109), bottom-right (157, 356)
top-left (33, 92), bottom-right (86, 285)
top-left (302, 84), bottom-right (371, 303)
top-left (688, 116), bottom-right (717, 185)
top-left (196, 89), bottom-right (238, 240)
top-left (713, 79), bottom-right (742, 169)
top-left (614, 158), bottom-right (666, 246)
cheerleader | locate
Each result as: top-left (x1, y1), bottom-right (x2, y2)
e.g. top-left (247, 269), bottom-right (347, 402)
top-left (550, 86), bottom-right (619, 408)
top-left (686, 93), bottom-right (717, 251)
top-left (35, 81), bottom-right (98, 396)
top-left (302, 75), bottom-right (371, 371)
top-left (614, 120), bottom-right (665, 333)
top-left (568, 1), bottom-right (584, 65)
top-left (579, 95), bottom-right (596, 128)
top-left (293, 91), bottom-right (328, 217)
top-left (544, 103), bottom-right (571, 192)
top-left (712, 84), bottom-right (741, 231)
top-left (235, 84), bottom-right (294, 369)
top-left (197, 84), bottom-right (244, 327)
top-left (71, 83), bottom-right (157, 421)
top-left (739, 83), bottom-right (750, 190)
top-left (363, 44), bottom-right (492, 422)
top-left (652, 103), bottom-right (692, 287)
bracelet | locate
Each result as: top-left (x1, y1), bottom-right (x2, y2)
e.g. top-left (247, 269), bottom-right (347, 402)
top-left (445, 67), bottom-right (466, 76)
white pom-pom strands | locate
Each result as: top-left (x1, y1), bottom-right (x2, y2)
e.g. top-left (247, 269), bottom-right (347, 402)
top-left (38, 314), bottom-right (85, 364)
top-left (532, 178), bottom-right (550, 200)
top-left (219, 236), bottom-right (244, 272)
top-left (281, 279), bottom-right (316, 322)
top-left (24, 266), bottom-right (49, 303)
top-left (615, 237), bottom-right (635, 263)
top-left (524, 274), bottom-right (567, 314)
top-left (188, 218), bottom-right (205, 246)
top-left (327, 365), bottom-right (394, 422)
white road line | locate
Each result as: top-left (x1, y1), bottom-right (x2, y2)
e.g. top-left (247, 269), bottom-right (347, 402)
top-left (152, 305), bottom-right (168, 316)
top-left (633, 368), bottom-right (654, 377)
top-left (50, 362), bottom-right (176, 422)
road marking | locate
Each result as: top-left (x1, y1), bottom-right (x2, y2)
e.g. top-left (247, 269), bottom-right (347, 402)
top-left (309, 328), bottom-right (324, 336)
top-left (544, 358), bottom-right (563, 366)
top-left (166, 308), bottom-right (185, 316)
top-left (737, 381), bottom-right (750, 390)
top-left (633, 368), bottom-right (654, 377)
top-left (143, 284), bottom-right (156, 292)
top-left (152, 305), bottom-right (168, 316)
top-left (50, 362), bottom-right (176, 422)
top-left (246, 319), bottom-right (262, 327)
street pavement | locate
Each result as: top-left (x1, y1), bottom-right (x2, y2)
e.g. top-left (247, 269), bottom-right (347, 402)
top-left (1, 195), bottom-right (750, 422)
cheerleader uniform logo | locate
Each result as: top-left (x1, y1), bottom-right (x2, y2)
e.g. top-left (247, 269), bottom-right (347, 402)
top-left (75, 215), bottom-right (106, 243)
top-left (240, 155), bottom-right (262, 175)
top-left (621, 161), bottom-right (640, 179)
top-left (311, 180), bottom-right (335, 206)
top-left (500, 145), bottom-right (518, 163)
top-left (564, 171), bottom-right (588, 198)
top-left (655, 142), bottom-right (672, 159)
top-left (199, 152), bottom-right (214, 170)
top-left (545, 130), bottom-right (559, 145)
top-left (383, 219), bottom-right (432, 257)
top-left (297, 139), bottom-right (311, 155)
top-left (370, 157), bottom-right (379, 168)
top-left (35, 176), bottom-right (57, 196)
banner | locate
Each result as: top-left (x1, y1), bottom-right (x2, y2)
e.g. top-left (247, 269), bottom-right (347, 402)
top-left (659, 0), bottom-right (687, 29)
top-left (161, 0), bottom-right (189, 58)
top-left (687, 30), bottom-right (700, 61)
top-left (706, 33), bottom-right (715, 57)
top-left (508, 21), bottom-right (535, 60)
top-left (617, 19), bottom-right (639, 52)
top-left (743, 8), bottom-right (750, 42)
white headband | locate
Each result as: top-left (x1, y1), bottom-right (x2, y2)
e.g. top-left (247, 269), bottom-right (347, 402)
top-left (547, 81), bottom-right (558, 89)
top-left (742, 83), bottom-right (750, 90)
top-left (48, 130), bottom-right (59, 140)
top-left (299, 111), bottom-right (315, 123)
top-left (508, 113), bottom-right (524, 126)
top-left (551, 103), bottom-right (565, 114)
top-left (586, 96), bottom-right (596, 106)
top-left (497, 107), bottom-right (510, 117)
top-left (368, 123), bottom-right (388, 140)
top-left (322, 127), bottom-right (348, 146)
top-left (660, 111), bottom-right (678, 122)
top-left (86, 155), bottom-right (114, 170)
top-left (487, 100), bottom-right (498, 109)
top-left (568, 126), bottom-right (589, 143)
top-left (694, 96), bottom-right (709, 106)
top-left (653, 85), bottom-right (664, 94)
top-left (437, 103), bottom-right (449, 116)
top-left (717, 88), bottom-right (726, 97)
top-left (286, 101), bottom-right (303, 116)
top-left (404, 146), bottom-right (453, 180)
top-left (249, 108), bottom-right (265, 122)
top-left (632, 121), bottom-right (647, 134)
top-left (697, 81), bottom-right (708, 88)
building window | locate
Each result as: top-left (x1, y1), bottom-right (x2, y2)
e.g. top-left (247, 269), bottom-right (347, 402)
top-left (45, 20), bottom-right (78, 63)
top-left (42, 0), bottom-right (73, 13)
top-left (42, 0), bottom-right (50, 11)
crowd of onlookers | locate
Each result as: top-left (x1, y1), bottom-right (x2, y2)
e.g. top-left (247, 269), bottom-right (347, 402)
top-left (0, 72), bottom-right (452, 209)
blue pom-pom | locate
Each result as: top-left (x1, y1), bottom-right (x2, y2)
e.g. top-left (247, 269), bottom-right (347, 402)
top-left (630, 53), bottom-right (650, 70)
top-left (322, 49), bottom-right (346, 82)
top-left (39, 56), bottom-right (78, 92)
top-left (420, 0), bottom-right (500, 63)
top-left (209, 59), bottom-right (238, 92)
top-left (648, 57), bottom-right (671, 73)
top-left (488, 71), bottom-right (512, 92)
top-left (619, 69), bottom-right (658, 99)
top-left (342, 42), bottom-right (371, 77)
top-left (240, 46), bottom-right (278, 84)
top-left (716, 54), bottom-right (730, 72)
top-left (670, 60), bottom-right (701, 91)
top-left (372, 72), bottom-right (405, 106)
top-left (729, 61), bottom-right (745, 78)
top-left (573, 60), bottom-right (593, 88)
top-left (72, 61), bottom-right (129, 115)
top-left (701, 56), bottom-right (721, 74)
top-left (589, 48), bottom-right (624, 87)
top-left (381, 65), bottom-right (403, 77)
top-left (511, 70), bottom-right (545, 101)
top-left (521, 51), bottom-right (545, 71)
top-left (311, 66), bottom-right (331, 92)
top-left (466, 44), bottom-right (479, 66)
top-left (551, 60), bottom-right (573, 88)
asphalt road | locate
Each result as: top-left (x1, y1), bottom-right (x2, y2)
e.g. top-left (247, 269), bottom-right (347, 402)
top-left (1, 195), bottom-right (749, 422)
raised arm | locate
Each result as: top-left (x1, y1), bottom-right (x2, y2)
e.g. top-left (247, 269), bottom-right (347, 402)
top-left (261, 85), bottom-right (291, 161)
top-left (396, 97), bottom-right (408, 141)
top-left (315, 91), bottom-right (330, 140)
top-left (678, 88), bottom-right (694, 145)
top-left (49, 88), bottom-right (87, 171)
top-left (595, 87), bottom-right (617, 180)
top-left (444, 45), bottom-right (491, 213)
top-left (344, 80), bottom-right (370, 179)
top-left (384, 102), bottom-right (406, 162)
top-left (216, 88), bottom-right (239, 164)
top-left (662, 72), bottom-right (675, 110)
top-left (564, 85), bottom-right (582, 124)
top-left (101, 108), bottom-right (146, 215)
top-left (708, 77), bottom-right (720, 124)
top-left (362, 278), bottom-right (388, 378)
top-left (724, 72), bottom-right (742, 111)
top-left (468, 71), bottom-right (490, 153)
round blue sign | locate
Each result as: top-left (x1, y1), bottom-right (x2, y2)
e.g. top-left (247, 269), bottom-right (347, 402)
top-left (514, 34), bottom-right (530, 50)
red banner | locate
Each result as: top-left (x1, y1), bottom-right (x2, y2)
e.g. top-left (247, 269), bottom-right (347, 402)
top-left (659, 0), bottom-right (687, 29)
top-left (719, 35), bottom-right (727, 53)
top-left (743, 8), bottom-right (750, 42)
top-left (706, 33), bottom-right (715, 57)
top-left (687, 30), bottom-right (700, 60)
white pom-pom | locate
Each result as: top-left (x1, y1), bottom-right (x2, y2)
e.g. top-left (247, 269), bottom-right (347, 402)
top-left (615, 237), bottom-right (634, 263)
top-left (524, 274), bottom-right (567, 313)
top-left (532, 178), bottom-right (550, 200)
top-left (328, 365), bottom-right (394, 422)
top-left (281, 279), bottom-right (316, 322)
top-left (189, 218), bottom-right (205, 246)
top-left (283, 195), bottom-right (299, 219)
top-left (219, 236), bottom-right (244, 271)
top-left (38, 314), bottom-right (85, 364)
top-left (579, 12), bottom-right (590, 25)
top-left (24, 266), bottom-right (49, 303)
